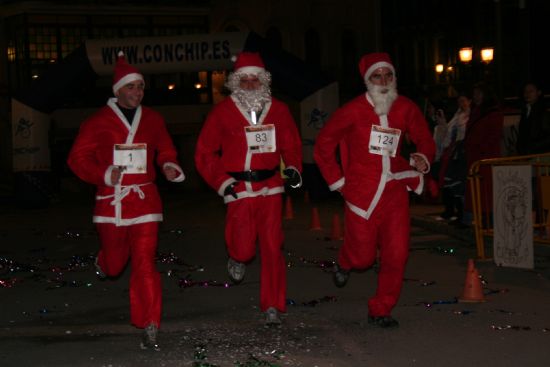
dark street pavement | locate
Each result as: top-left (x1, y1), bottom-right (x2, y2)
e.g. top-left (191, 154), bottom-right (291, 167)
top-left (1, 188), bottom-right (550, 367)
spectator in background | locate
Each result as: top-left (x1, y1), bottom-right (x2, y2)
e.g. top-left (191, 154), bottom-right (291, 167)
top-left (463, 82), bottom-right (504, 224)
top-left (516, 82), bottom-right (550, 155)
top-left (436, 93), bottom-right (472, 223)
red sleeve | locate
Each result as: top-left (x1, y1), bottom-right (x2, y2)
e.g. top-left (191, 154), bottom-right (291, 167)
top-left (278, 103), bottom-right (303, 172)
top-left (194, 105), bottom-right (234, 192)
top-left (313, 105), bottom-right (354, 189)
top-left (153, 114), bottom-right (180, 168)
top-left (407, 102), bottom-right (436, 163)
top-left (67, 117), bottom-right (111, 186)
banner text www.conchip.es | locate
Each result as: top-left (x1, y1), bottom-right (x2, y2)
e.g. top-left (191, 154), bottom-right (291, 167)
top-left (85, 32), bottom-right (248, 75)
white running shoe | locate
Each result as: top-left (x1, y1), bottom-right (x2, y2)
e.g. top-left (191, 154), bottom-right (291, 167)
top-left (227, 258), bottom-right (245, 284)
top-left (265, 307), bottom-right (282, 326)
top-left (140, 323), bottom-right (160, 351)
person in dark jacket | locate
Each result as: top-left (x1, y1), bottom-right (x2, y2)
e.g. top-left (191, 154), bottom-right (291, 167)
top-left (516, 82), bottom-right (550, 155)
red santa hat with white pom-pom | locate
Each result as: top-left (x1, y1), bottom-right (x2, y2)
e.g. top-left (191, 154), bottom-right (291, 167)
top-left (112, 51), bottom-right (144, 94)
top-left (358, 52), bottom-right (395, 82)
top-left (232, 52), bottom-right (266, 75)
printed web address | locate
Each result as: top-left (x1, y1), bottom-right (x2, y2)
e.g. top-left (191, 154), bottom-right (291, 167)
top-left (100, 40), bottom-right (231, 65)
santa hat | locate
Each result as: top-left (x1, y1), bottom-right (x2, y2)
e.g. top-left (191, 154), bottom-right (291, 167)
top-left (358, 52), bottom-right (395, 82)
top-left (233, 52), bottom-right (265, 75)
top-left (112, 51), bottom-right (144, 94)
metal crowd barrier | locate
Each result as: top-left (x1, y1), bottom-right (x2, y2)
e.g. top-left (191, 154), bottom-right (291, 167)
top-left (468, 153), bottom-right (550, 259)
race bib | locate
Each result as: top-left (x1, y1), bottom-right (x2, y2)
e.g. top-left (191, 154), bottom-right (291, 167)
top-left (113, 143), bottom-right (147, 174)
top-left (369, 125), bottom-right (401, 157)
top-left (245, 124), bottom-right (276, 153)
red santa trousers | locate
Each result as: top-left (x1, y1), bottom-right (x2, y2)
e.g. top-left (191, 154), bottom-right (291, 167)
top-left (338, 181), bottom-right (410, 317)
top-left (96, 222), bottom-right (161, 328)
top-left (225, 194), bottom-right (286, 313)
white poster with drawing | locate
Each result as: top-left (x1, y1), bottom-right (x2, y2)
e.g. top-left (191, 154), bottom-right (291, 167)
top-left (493, 165), bottom-right (533, 269)
top-left (299, 82), bottom-right (339, 163)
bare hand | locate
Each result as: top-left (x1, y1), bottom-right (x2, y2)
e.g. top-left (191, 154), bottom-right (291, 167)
top-left (163, 166), bottom-right (179, 181)
top-left (411, 154), bottom-right (428, 173)
top-left (111, 167), bottom-right (123, 185)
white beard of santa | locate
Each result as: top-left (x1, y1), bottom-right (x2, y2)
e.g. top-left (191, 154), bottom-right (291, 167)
top-left (366, 79), bottom-right (398, 116)
top-left (226, 71), bottom-right (272, 113)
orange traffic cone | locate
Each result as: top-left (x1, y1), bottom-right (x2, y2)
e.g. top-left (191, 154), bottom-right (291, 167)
top-left (330, 213), bottom-right (343, 240)
top-left (283, 195), bottom-right (294, 219)
top-left (458, 259), bottom-right (486, 303)
top-left (310, 207), bottom-right (322, 231)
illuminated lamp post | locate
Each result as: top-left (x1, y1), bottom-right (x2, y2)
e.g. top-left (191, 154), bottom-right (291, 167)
top-left (480, 47), bottom-right (494, 63)
top-left (459, 47), bottom-right (473, 63)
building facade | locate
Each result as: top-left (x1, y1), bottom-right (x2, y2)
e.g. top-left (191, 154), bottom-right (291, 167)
top-left (0, 0), bottom-right (382, 196)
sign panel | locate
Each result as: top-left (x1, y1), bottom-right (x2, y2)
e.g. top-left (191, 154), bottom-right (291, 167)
top-left (493, 165), bottom-right (533, 269)
top-left (12, 99), bottom-right (51, 172)
top-left (299, 82), bottom-right (339, 163)
top-left (85, 32), bottom-right (248, 75)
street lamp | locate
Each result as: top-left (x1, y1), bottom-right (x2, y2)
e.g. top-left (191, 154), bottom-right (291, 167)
top-left (480, 47), bottom-right (494, 63)
top-left (435, 64), bottom-right (444, 74)
top-left (459, 47), bottom-right (473, 63)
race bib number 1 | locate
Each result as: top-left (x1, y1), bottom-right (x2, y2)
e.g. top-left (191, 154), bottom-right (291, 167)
top-left (245, 124), bottom-right (276, 153)
top-left (369, 125), bottom-right (401, 157)
top-left (113, 143), bottom-right (147, 174)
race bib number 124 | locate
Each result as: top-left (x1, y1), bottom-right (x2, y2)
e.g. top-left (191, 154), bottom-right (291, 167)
top-left (369, 125), bottom-right (401, 157)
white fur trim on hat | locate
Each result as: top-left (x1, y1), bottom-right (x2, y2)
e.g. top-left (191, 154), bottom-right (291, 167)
top-left (236, 66), bottom-right (264, 75)
top-left (113, 73), bottom-right (144, 94)
top-left (364, 61), bottom-right (395, 82)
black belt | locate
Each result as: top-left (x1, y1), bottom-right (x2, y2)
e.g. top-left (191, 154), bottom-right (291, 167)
top-left (227, 167), bottom-right (278, 182)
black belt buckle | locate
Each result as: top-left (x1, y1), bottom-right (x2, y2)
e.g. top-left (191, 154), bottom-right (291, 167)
top-left (248, 170), bottom-right (260, 181)
top-left (228, 167), bottom-right (278, 182)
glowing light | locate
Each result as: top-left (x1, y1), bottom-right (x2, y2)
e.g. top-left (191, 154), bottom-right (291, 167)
top-left (481, 47), bottom-right (494, 63)
top-left (459, 47), bottom-right (473, 63)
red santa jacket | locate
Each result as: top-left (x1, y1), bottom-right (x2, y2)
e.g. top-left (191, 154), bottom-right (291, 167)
top-left (67, 98), bottom-right (183, 226)
top-left (195, 96), bottom-right (302, 203)
top-left (314, 93), bottom-right (435, 219)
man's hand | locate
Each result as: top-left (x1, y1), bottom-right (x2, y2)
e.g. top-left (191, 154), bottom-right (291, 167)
top-left (410, 153), bottom-right (429, 173)
top-left (163, 166), bottom-right (179, 181)
top-left (223, 182), bottom-right (238, 199)
top-left (283, 168), bottom-right (301, 188)
top-left (110, 167), bottom-right (123, 185)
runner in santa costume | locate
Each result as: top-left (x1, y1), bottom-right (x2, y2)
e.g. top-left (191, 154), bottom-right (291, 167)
top-left (195, 52), bottom-right (302, 325)
top-left (67, 51), bottom-right (184, 350)
top-left (314, 52), bottom-right (435, 328)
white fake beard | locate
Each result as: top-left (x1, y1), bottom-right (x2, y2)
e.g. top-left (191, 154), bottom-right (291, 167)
top-left (366, 79), bottom-right (398, 116)
top-left (226, 71), bottom-right (272, 113)
top-left (232, 86), bottom-right (271, 112)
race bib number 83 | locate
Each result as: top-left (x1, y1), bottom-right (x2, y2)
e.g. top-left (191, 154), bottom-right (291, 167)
top-left (245, 124), bottom-right (276, 153)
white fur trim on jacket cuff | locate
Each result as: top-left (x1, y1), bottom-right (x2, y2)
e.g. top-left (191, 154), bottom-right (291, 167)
top-left (218, 177), bottom-right (237, 196)
top-left (329, 177), bottom-right (345, 191)
top-left (104, 165), bottom-right (118, 187)
top-left (163, 162), bottom-right (185, 182)
top-left (409, 153), bottom-right (430, 174)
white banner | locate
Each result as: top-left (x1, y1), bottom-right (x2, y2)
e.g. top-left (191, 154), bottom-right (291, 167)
top-left (299, 82), bottom-right (339, 163)
top-left (492, 165), bottom-right (533, 268)
top-left (12, 99), bottom-right (51, 172)
top-left (85, 32), bottom-right (248, 75)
